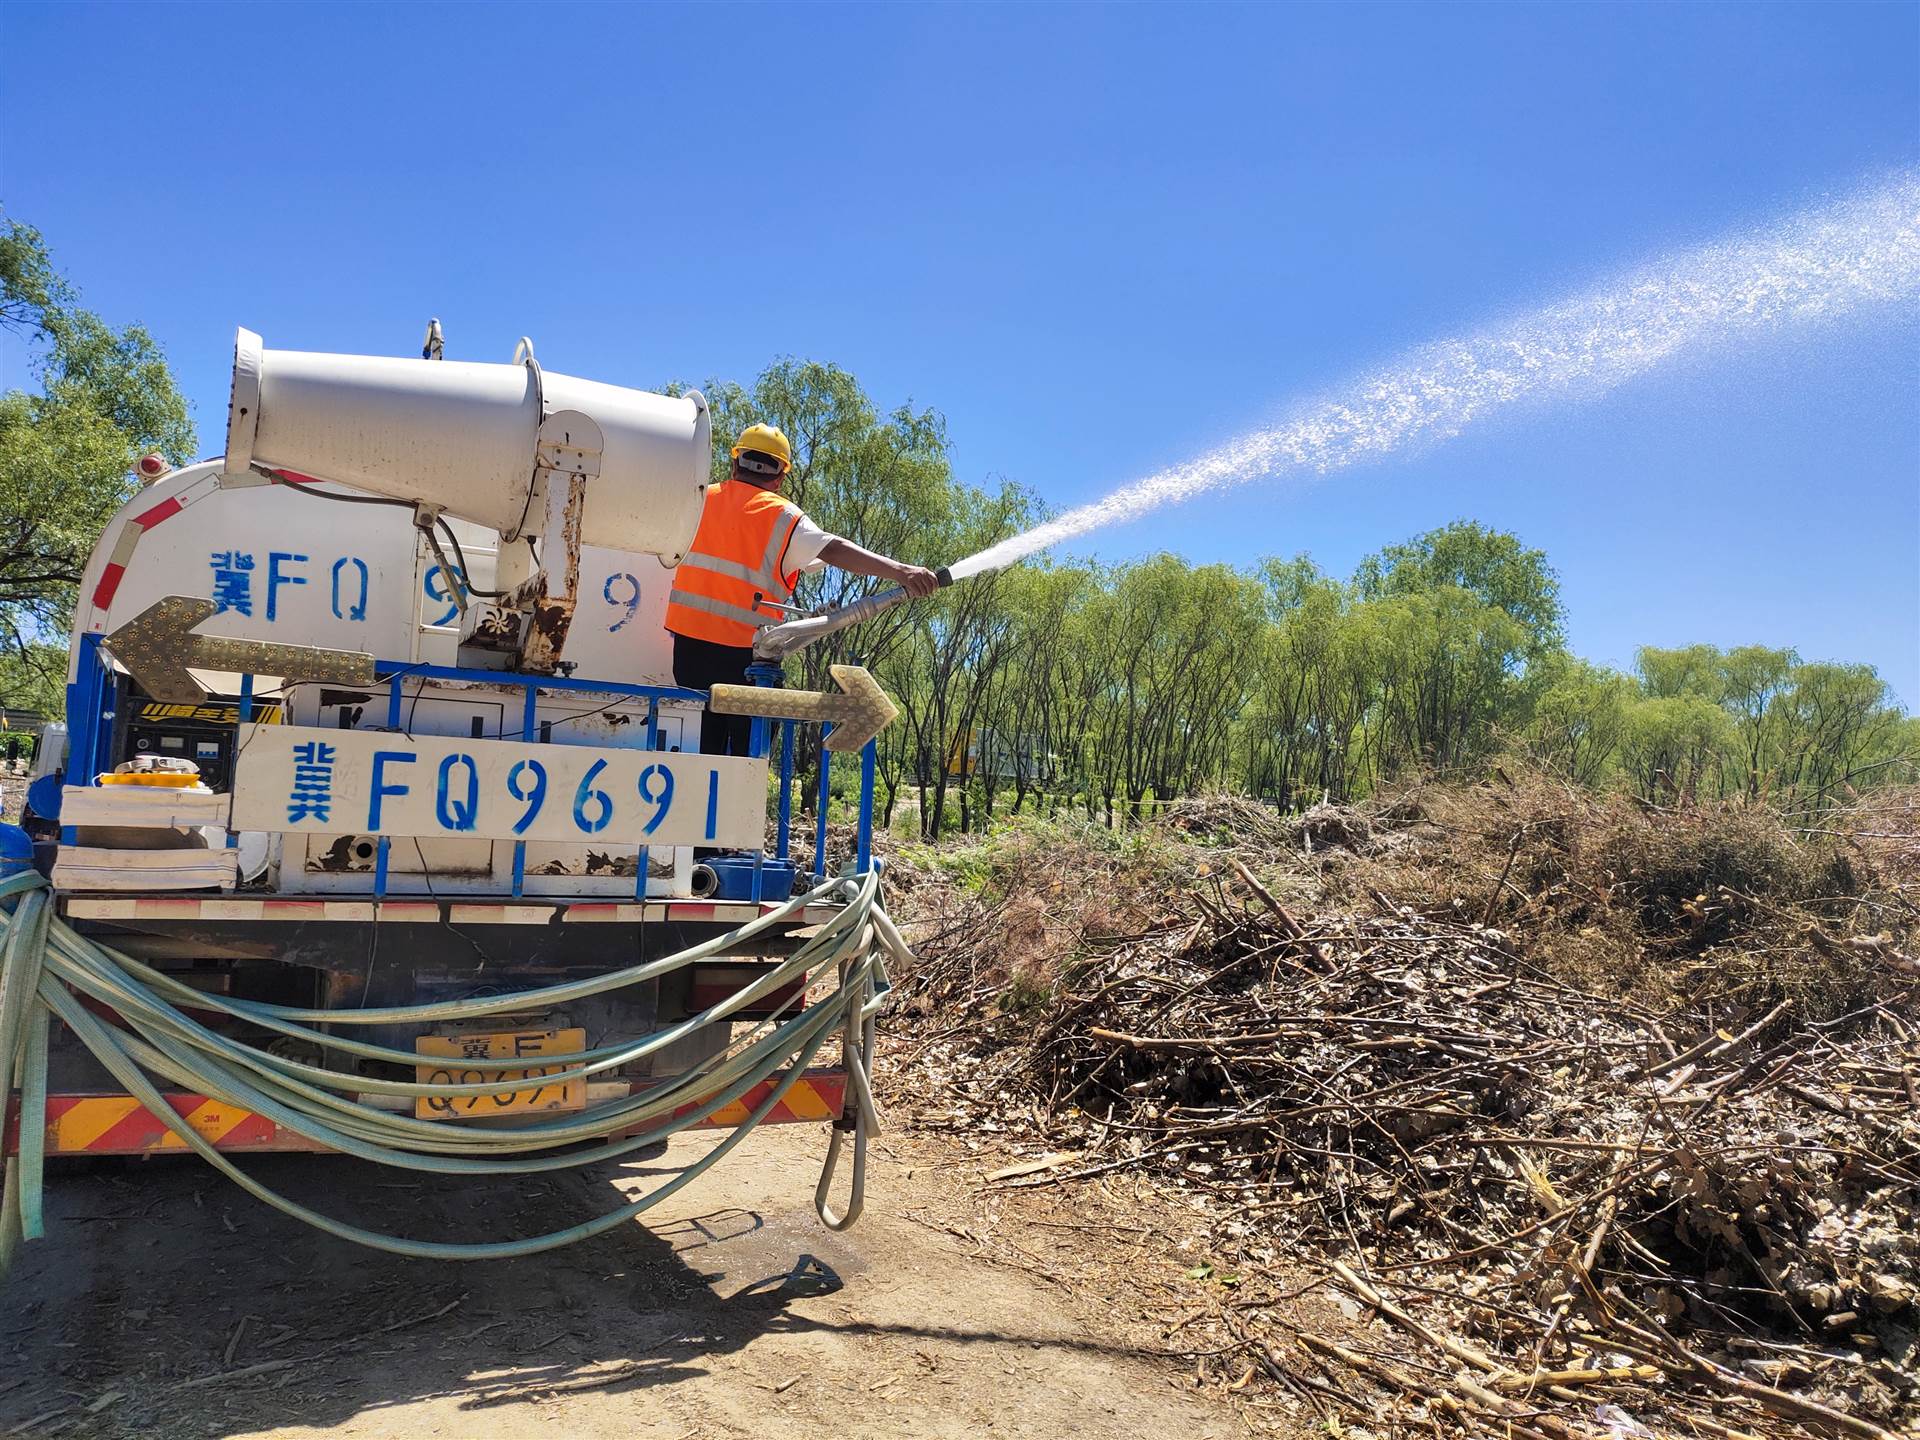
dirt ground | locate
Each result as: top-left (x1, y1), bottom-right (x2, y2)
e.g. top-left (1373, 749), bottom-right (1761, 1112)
top-left (0, 1124), bottom-right (1246, 1440)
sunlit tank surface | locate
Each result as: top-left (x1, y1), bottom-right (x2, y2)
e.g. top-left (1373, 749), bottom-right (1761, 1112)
top-left (226, 328), bottom-right (711, 563)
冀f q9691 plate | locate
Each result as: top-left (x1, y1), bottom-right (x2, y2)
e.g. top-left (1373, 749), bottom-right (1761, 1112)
top-left (414, 1027), bottom-right (587, 1121)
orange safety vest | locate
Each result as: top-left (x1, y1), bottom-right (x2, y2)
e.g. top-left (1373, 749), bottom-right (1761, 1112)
top-left (663, 479), bottom-right (806, 647)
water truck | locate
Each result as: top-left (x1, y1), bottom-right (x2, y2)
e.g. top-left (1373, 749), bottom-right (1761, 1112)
top-left (0, 329), bottom-right (907, 1257)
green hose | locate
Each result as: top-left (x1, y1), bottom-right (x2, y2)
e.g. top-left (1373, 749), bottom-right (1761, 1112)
top-left (0, 867), bottom-right (895, 1266)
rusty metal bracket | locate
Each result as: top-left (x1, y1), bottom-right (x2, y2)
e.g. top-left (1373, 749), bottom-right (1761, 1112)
top-left (515, 411), bottom-right (601, 674)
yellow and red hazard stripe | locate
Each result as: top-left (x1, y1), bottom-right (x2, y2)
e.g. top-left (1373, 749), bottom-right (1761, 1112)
top-left (6, 1072), bottom-right (848, 1156)
top-left (664, 1071), bottom-right (843, 1130)
top-left (14, 1093), bottom-right (306, 1155)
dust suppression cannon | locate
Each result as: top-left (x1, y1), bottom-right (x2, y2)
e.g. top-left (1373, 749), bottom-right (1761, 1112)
top-left (226, 326), bottom-right (712, 672)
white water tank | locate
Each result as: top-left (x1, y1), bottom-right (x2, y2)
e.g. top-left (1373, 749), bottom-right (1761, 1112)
top-left (225, 328), bottom-right (710, 562)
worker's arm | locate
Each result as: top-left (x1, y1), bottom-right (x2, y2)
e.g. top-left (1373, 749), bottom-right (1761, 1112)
top-left (818, 537), bottom-right (941, 598)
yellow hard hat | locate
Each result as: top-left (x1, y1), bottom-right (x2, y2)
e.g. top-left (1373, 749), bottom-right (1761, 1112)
top-left (731, 423), bottom-right (793, 473)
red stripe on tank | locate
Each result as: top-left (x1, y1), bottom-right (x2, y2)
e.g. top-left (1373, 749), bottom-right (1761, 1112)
top-left (92, 563), bottom-right (126, 609)
top-left (129, 497), bottom-right (182, 530)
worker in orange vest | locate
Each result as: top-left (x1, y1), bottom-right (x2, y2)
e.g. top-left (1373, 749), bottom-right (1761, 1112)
top-left (664, 422), bottom-right (939, 756)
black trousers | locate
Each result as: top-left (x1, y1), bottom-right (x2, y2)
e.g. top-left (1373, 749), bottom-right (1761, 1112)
top-left (672, 633), bottom-right (755, 757)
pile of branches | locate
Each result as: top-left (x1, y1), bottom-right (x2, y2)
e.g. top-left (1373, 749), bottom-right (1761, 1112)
top-left (887, 786), bottom-right (1919, 1437)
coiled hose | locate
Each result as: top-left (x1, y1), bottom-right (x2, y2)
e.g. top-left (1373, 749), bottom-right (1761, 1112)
top-left (0, 867), bottom-right (903, 1271)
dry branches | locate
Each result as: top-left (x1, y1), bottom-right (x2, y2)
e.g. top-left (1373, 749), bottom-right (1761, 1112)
top-left (885, 785), bottom-right (1920, 1436)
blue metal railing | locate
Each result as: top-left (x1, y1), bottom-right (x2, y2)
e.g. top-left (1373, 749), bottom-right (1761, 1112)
top-left (61, 643), bottom-right (880, 903)
top-left (63, 634), bottom-right (115, 809)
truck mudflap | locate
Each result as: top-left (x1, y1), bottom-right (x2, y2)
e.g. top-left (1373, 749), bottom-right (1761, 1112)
top-left (5, 1070), bottom-right (850, 1157)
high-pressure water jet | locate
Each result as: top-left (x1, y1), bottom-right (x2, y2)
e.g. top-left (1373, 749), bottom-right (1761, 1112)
top-left (946, 172), bottom-right (1920, 581)
top-left (752, 174), bottom-right (1918, 662)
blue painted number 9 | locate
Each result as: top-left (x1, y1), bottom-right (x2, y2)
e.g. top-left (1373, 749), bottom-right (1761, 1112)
top-left (507, 759), bottom-right (547, 834)
top-left (424, 565), bottom-right (467, 627)
top-left (637, 763), bottom-right (674, 834)
top-left (604, 573), bottom-right (640, 632)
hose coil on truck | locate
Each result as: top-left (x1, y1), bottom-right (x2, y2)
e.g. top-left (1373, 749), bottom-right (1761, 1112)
top-left (0, 865), bottom-right (901, 1264)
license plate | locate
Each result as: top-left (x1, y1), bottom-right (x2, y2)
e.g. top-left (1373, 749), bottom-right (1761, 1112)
top-left (414, 1027), bottom-right (587, 1121)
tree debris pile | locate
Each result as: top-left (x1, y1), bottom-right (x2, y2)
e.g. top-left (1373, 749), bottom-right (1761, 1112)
top-left (885, 782), bottom-right (1919, 1437)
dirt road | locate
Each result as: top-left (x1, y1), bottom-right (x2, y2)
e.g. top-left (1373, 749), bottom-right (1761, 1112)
top-left (0, 1126), bottom-right (1236, 1439)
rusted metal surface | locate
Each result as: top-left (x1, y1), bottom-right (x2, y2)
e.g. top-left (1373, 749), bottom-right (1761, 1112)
top-left (458, 602), bottom-right (525, 658)
top-left (524, 598), bottom-right (574, 668)
top-left (528, 849), bottom-right (674, 879)
top-left (515, 412), bottom-right (598, 674)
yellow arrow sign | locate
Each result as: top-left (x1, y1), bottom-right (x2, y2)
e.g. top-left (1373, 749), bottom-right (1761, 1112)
top-left (708, 665), bottom-right (900, 753)
top-left (102, 595), bottom-right (376, 703)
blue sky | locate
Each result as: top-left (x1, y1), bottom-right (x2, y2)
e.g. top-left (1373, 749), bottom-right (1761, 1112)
top-left (5, 1), bottom-right (1916, 699)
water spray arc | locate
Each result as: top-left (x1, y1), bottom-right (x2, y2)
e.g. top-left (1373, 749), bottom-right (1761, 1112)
top-left (949, 173), bottom-right (1920, 581)
top-left (751, 173), bottom-right (1918, 660)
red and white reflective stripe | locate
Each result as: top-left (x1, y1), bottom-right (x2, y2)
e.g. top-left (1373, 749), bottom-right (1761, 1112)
top-left (61, 897), bottom-right (837, 926)
top-left (66, 898), bottom-right (441, 923)
top-left (562, 901), bottom-right (803, 924)
top-left (128, 497), bottom-right (183, 530)
top-left (561, 902), bottom-right (634, 921)
top-left (90, 515), bottom-right (146, 609)
top-left (84, 468), bottom-right (227, 626)
top-left (446, 903), bottom-right (553, 926)
top-left (90, 561), bottom-right (129, 612)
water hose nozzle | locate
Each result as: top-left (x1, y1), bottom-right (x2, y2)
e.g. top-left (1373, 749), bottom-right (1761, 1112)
top-left (752, 563), bottom-right (955, 661)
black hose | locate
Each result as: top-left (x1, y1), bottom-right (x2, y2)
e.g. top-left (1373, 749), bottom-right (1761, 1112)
top-left (261, 469), bottom-right (413, 509)
top-left (265, 469), bottom-right (509, 597)
top-left (434, 520), bottom-right (509, 597)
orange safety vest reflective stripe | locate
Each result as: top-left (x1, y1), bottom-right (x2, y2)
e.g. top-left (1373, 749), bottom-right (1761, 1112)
top-left (663, 479), bottom-right (806, 647)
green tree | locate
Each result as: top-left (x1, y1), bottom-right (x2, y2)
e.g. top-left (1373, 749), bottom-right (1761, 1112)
top-left (1359, 586), bottom-right (1533, 783)
top-left (1526, 656), bottom-right (1634, 786)
top-left (0, 218), bottom-right (194, 709)
top-left (975, 562), bottom-right (1093, 818)
top-left (1634, 644), bottom-right (1725, 702)
top-left (1718, 644), bottom-right (1797, 796)
top-left (881, 478), bottom-right (1033, 836)
top-left (1620, 695), bottom-right (1733, 803)
top-left (1354, 520), bottom-right (1564, 656)
top-left (1243, 558), bottom-right (1357, 804)
top-left (1769, 661), bottom-right (1908, 809)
